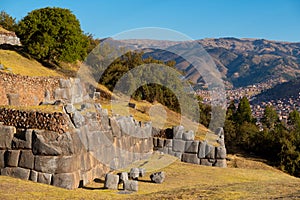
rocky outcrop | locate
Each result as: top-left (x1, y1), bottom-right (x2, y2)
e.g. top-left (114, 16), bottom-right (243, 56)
top-left (0, 28), bottom-right (21, 46)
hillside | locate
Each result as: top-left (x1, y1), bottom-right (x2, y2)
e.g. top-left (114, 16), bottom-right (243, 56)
top-left (253, 77), bottom-right (300, 103)
top-left (0, 154), bottom-right (299, 199)
top-left (0, 49), bottom-right (62, 77)
top-left (137, 38), bottom-right (300, 88)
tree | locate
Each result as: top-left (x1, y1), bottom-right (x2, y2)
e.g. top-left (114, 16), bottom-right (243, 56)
top-left (234, 96), bottom-right (254, 124)
top-left (261, 105), bottom-right (279, 129)
top-left (16, 7), bottom-right (88, 65)
top-left (0, 11), bottom-right (17, 32)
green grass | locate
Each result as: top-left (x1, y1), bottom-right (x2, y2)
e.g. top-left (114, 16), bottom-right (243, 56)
top-left (0, 154), bottom-right (299, 199)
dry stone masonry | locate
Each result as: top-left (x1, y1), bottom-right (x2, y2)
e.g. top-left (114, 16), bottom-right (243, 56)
top-left (0, 78), bottom-right (153, 189)
top-left (153, 126), bottom-right (227, 168)
top-left (0, 77), bottom-right (227, 190)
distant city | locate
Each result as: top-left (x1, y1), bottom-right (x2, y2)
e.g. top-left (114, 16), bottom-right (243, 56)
top-left (196, 78), bottom-right (300, 129)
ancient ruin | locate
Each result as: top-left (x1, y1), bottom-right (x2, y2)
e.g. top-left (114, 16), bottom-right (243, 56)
top-left (0, 75), bottom-right (227, 189)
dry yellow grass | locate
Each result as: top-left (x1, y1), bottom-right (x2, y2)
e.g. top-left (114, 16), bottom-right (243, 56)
top-left (0, 26), bottom-right (12, 34)
top-left (0, 154), bottom-right (299, 199)
top-left (99, 97), bottom-right (210, 140)
top-left (0, 50), bottom-right (62, 77)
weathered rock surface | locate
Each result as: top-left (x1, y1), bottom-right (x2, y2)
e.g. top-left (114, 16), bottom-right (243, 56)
top-left (150, 171), bottom-right (165, 184)
top-left (104, 173), bottom-right (119, 190)
top-left (123, 180), bottom-right (138, 191)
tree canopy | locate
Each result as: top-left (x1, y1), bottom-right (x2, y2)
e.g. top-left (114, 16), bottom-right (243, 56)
top-left (0, 11), bottom-right (17, 32)
top-left (16, 7), bottom-right (88, 65)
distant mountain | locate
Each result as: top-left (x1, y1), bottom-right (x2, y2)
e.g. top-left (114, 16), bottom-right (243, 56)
top-left (252, 77), bottom-right (300, 103)
top-left (139, 38), bottom-right (300, 88)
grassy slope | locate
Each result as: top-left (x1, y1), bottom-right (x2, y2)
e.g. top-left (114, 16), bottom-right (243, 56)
top-left (2, 48), bottom-right (299, 199)
top-left (0, 154), bottom-right (299, 200)
top-left (0, 50), bottom-right (62, 77)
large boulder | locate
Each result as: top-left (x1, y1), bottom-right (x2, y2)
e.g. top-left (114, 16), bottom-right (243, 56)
top-left (34, 155), bottom-right (80, 174)
top-left (0, 150), bottom-right (5, 168)
top-left (12, 129), bottom-right (32, 149)
top-left (150, 171), bottom-right (165, 184)
top-left (53, 172), bottom-right (80, 190)
top-left (0, 125), bottom-right (15, 149)
top-left (123, 180), bottom-right (138, 191)
top-left (5, 150), bottom-right (20, 167)
top-left (215, 146), bottom-right (227, 159)
top-left (129, 168), bottom-right (139, 180)
top-left (118, 172), bottom-right (128, 184)
top-left (181, 153), bottom-right (200, 164)
top-left (18, 150), bottom-right (34, 169)
top-left (214, 159), bottom-right (227, 168)
top-left (182, 130), bottom-right (195, 141)
top-left (37, 172), bottom-right (52, 185)
top-left (104, 173), bottom-right (119, 190)
top-left (29, 170), bottom-right (38, 182)
top-left (198, 140), bottom-right (206, 159)
top-left (32, 130), bottom-right (77, 156)
top-left (173, 126), bottom-right (184, 139)
top-left (1, 167), bottom-right (30, 180)
top-left (172, 139), bottom-right (185, 153)
top-left (185, 141), bottom-right (199, 153)
top-left (205, 143), bottom-right (215, 159)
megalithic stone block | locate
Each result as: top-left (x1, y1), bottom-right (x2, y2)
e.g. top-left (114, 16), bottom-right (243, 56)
top-left (0, 125), bottom-right (16, 149)
top-left (123, 180), bottom-right (138, 191)
top-left (104, 173), bottom-right (119, 190)
top-left (198, 140), bottom-right (206, 159)
top-left (1, 167), bottom-right (30, 180)
top-left (5, 150), bottom-right (20, 167)
top-left (205, 143), bottom-right (215, 159)
top-left (53, 172), bottom-right (80, 190)
top-left (185, 141), bottom-right (199, 153)
top-left (215, 146), bottom-right (227, 159)
top-left (173, 126), bottom-right (184, 139)
top-left (129, 168), bottom-right (139, 180)
top-left (182, 130), bottom-right (195, 141)
top-left (150, 171), bottom-right (165, 184)
top-left (38, 172), bottom-right (52, 185)
top-left (172, 139), bottom-right (185, 153)
top-left (182, 153), bottom-right (200, 164)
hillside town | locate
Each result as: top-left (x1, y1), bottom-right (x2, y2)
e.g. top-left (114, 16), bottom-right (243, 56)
top-left (197, 78), bottom-right (300, 127)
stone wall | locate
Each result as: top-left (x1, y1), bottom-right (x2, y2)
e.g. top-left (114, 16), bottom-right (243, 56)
top-left (0, 77), bottom-right (153, 189)
top-left (153, 126), bottom-right (227, 167)
top-left (0, 76), bottom-right (226, 190)
top-left (0, 108), bottom-right (69, 133)
top-left (0, 103), bottom-right (153, 189)
top-left (0, 72), bottom-right (60, 106)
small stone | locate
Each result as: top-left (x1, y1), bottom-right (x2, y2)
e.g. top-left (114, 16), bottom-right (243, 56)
top-left (150, 171), bottom-right (165, 184)
top-left (139, 168), bottom-right (145, 177)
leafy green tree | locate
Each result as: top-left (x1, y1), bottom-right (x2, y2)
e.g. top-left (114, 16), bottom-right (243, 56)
top-left (0, 11), bottom-right (17, 31)
top-left (16, 7), bottom-right (88, 65)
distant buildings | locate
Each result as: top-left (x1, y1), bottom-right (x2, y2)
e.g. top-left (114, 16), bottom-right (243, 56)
top-left (196, 79), bottom-right (299, 126)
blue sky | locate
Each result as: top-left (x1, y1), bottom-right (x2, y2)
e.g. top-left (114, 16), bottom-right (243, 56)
top-left (1, 0), bottom-right (300, 42)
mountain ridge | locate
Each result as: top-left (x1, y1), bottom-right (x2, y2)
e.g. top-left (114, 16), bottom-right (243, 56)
top-left (126, 37), bottom-right (300, 88)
